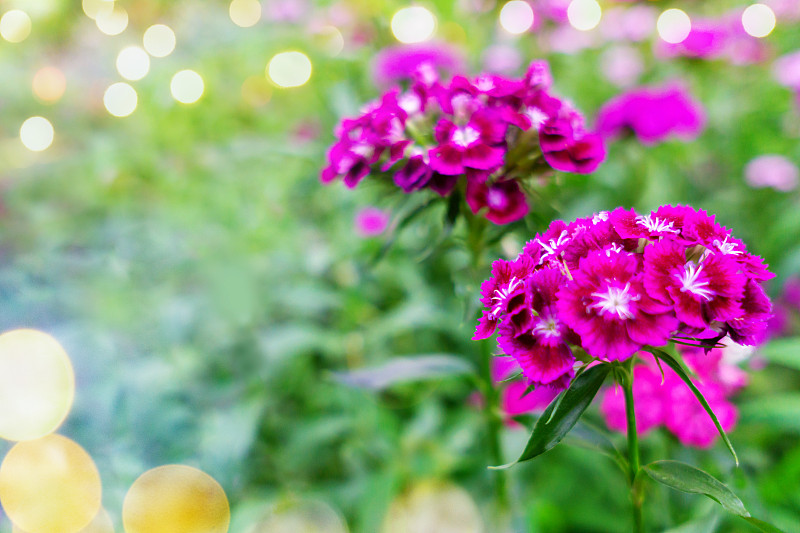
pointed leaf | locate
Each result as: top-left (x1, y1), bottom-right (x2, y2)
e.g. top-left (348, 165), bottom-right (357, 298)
top-left (643, 461), bottom-right (786, 532)
top-left (646, 347), bottom-right (738, 466)
top-left (491, 363), bottom-right (610, 469)
top-left (643, 460), bottom-right (749, 516)
top-left (741, 517), bottom-right (786, 533)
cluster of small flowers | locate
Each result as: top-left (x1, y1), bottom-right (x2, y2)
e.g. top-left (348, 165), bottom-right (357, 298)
top-left (321, 61), bottom-right (606, 225)
top-left (595, 85), bottom-right (705, 145)
top-left (474, 204), bottom-right (773, 390)
top-left (601, 347), bottom-right (746, 448)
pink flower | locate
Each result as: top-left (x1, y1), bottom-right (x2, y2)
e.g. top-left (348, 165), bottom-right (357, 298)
top-left (556, 249), bottom-right (677, 360)
top-left (466, 179), bottom-right (530, 225)
top-left (601, 360), bottom-right (666, 435)
top-left (744, 155), bottom-right (799, 192)
top-left (474, 205), bottom-right (773, 392)
top-left (372, 43), bottom-right (464, 86)
top-left (322, 59), bottom-right (606, 225)
top-left (596, 85), bottom-right (705, 145)
top-left (600, 46), bottom-right (644, 88)
top-left (354, 207), bottom-right (390, 237)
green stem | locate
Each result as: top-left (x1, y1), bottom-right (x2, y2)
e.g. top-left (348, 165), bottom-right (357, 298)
top-left (623, 363), bottom-right (644, 533)
top-left (465, 211), bottom-right (509, 518)
top-left (479, 338), bottom-right (509, 516)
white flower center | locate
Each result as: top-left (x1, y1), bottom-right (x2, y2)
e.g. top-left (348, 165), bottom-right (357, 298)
top-left (399, 93), bottom-right (421, 115)
top-left (533, 317), bottom-right (561, 338)
top-left (524, 107), bottom-right (549, 130)
top-left (487, 189), bottom-right (506, 209)
top-left (636, 215), bottom-right (679, 234)
top-left (676, 262), bottom-right (714, 301)
top-left (452, 126), bottom-right (480, 147)
top-left (475, 76), bottom-right (495, 92)
top-left (589, 282), bottom-right (637, 320)
top-left (490, 276), bottom-right (524, 318)
top-left (536, 230), bottom-right (570, 265)
top-left (351, 142), bottom-right (374, 158)
top-left (592, 211), bottom-right (609, 223)
top-left (712, 236), bottom-right (742, 256)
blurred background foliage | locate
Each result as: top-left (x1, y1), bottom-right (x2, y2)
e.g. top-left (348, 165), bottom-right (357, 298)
top-left (0, 0), bottom-right (799, 531)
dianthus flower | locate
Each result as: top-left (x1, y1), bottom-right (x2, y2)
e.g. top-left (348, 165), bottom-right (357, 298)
top-left (321, 60), bottom-right (606, 225)
top-left (474, 205), bottom-right (773, 391)
top-left (595, 85), bottom-right (705, 145)
top-left (600, 345), bottom-right (746, 448)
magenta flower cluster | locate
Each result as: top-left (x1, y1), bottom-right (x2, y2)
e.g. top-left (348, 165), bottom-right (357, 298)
top-left (596, 85), bottom-right (705, 145)
top-left (321, 60), bottom-right (606, 225)
top-left (601, 347), bottom-right (746, 448)
top-left (474, 205), bottom-right (773, 389)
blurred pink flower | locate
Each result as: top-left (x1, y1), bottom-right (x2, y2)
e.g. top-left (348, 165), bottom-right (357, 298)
top-left (744, 155), bottom-right (799, 192)
top-left (601, 348), bottom-right (744, 448)
top-left (774, 50), bottom-right (800, 89)
top-left (265, 0), bottom-right (309, 22)
top-left (600, 46), bottom-right (643, 87)
top-left (548, 26), bottom-right (598, 54)
top-left (657, 19), bottom-right (728, 60)
top-left (599, 6), bottom-right (656, 43)
top-left (372, 43), bottom-right (464, 86)
top-left (765, 0), bottom-right (800, 20)
top-left (492, 356), bottom-right (559, 421)
top-left (354, 207), bottom-right (390, 237)
top-left (595, 84), bottom-right (706, 145)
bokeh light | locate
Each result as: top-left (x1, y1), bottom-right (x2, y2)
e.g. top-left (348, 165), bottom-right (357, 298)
top-left (499, 1), bottom-right (534, 35)
top-left (0, 10), bottom-right (32, 43)
top-left (123, 465), bottom-right (230, 533)
top-left (0, 435), bottom-right (102, 533)
top-left (241, 75), bottom-right (272, 107)
top-left (567, 0), bottom-right (602, 31)
top-left (381, 482), bottom-right (483, 533)
top-left (0, 329), bottom-right (73, 438)
top-left (391, 6), bottom-right (436, 44)
top-left (104, 82), bottom-right (138, 117)
top-left (267, 51), bottom-right (312, 88)
top-left (143, 24), bottom-right (176, 57)
top-left (229, 0), bottom-right (261, 28)
top-left (742, 4), bottom-right (776, 38)
top-left (81, 0), bottom-right (113, 20)
top-left (170, 70), bottom-right (205, 104)
top-left (657, 8), bottom-right (691, 44)
top-left (116, 46), bottom-right (150, 81)
top-left (32, 67), bottom-right (67, 103)
top-left (19, 117), bottom-right (54, 153)
top-left (95, 6), bottom-right (128, 36)
top-left (14, 508), bottom-right (114, 533)
top-left (313, 25), bottom-right (344, 56)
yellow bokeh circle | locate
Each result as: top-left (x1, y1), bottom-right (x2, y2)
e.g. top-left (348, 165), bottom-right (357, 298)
top-left (0, 434), bottom-right (103, 533)
top-left (14, 507), bottom-right (114, 533)
top-left (0, 329), bottom-right (75, 441)
top-left (381, 481), bottom-right (483, 533)
top-left (123, 465), bottom-right (230, 533)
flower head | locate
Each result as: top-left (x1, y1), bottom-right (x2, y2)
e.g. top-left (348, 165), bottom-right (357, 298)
top-left (322, 59), bottom-right (606, 225)
top-left (475, 205), bottom-right (773, 391)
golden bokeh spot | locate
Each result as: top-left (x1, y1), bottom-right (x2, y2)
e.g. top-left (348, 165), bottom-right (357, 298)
top-left (32, 67), bottom-right (67, 103)
top-left (241, 76), bottom-right (272, 107)
top-left (81, 0), bottom-right (113, 20)
top-left (0, 434), bottom-right (102, 533)
top-left (0, 329), bottom-right (75, 441)
top-left (122, 465), bottom-right (230, 533)
top-left (381, 481), bottom-right (483, 533)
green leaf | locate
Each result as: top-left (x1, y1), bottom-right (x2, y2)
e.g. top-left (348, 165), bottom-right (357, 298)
top-left (491, 363), bottom-right (610, 469)
top-left (646, 347), bottom-right (738, 466)
top-left (758, 337), bottom-right (800, 371)
top-left (643, 460), bottom-right (748, 516)
top-left (644, 461), bottom-right (786, 533)
top-left (741, 517), bottom-right (786, 533)
top-left (331, 355), bottom-right (473, 390)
